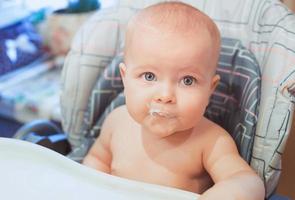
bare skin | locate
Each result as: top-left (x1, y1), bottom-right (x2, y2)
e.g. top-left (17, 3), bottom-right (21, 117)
top-left (83, 2), bottom-right (265, 200)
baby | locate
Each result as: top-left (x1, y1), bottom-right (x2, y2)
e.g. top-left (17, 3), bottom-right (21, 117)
top-left (83, 2), bottom-right (265, 199)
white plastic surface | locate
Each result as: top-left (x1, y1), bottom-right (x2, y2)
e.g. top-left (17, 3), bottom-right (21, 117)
top-left (0, 138), bottom-right (199, 200)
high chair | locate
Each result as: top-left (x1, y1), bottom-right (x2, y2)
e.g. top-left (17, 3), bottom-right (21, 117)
top-left (13, 0), bottom-right (295, 199)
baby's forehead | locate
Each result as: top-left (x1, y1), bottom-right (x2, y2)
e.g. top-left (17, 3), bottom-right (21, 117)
top-left (127, 2), bottom-right (219, 40)
top-left (124, 2), bottom-right (220, 73)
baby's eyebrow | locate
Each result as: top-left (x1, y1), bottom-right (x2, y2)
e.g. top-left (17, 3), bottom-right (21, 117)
top-left (134, 64), bottom-right (158, 71)
top-left (179, 65), bottom-right (205, 76)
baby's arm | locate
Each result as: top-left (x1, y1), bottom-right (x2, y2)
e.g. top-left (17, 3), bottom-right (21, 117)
top-left (201, 132), bottom-right (265, 200)
top-left (83, 111), bottom-right (114, 173)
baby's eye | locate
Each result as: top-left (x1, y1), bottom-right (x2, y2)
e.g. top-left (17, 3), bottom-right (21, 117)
top-left (181, 76), bottom-right (196, 86)
top-left (143, 72), bottom-right (156, 81)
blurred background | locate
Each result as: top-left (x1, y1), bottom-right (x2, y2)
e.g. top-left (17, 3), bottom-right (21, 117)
top-left (0, 0), bottom-right (116, 130)
top-left (0, 0), bottom-right (294, 199)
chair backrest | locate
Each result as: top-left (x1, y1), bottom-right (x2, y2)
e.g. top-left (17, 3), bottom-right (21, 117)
top-left (205, 38), bottom-right (261, 163)
top-left (60, 0), bottom-right (295, 197)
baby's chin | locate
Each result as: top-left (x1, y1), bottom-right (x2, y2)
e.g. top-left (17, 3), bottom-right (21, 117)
top-left (141, 115), bottom-right (182, 138)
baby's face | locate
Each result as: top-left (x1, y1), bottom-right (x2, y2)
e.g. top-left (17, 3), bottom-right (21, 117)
top-left (120, 27), bottom-right (219, 137)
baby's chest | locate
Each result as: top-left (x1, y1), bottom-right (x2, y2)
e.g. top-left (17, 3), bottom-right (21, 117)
top-left (110, 136), bottom-right (205, 178)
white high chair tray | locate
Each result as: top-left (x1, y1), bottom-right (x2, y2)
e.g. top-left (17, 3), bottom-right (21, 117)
top-left (0, 138), bottom-right (199, 200)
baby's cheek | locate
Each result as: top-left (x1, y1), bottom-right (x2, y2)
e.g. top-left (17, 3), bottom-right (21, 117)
top-left (126, 97), bottom-right (147, 122)
top-left (180, 96), bottom-right (207, 119)
top-left (182, 93), bottom-right (204, 108)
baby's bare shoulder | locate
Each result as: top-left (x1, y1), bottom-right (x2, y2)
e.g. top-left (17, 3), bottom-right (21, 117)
top-left (101, 105), bottom-right (129, 131)
top-left (199, 118), bottom-right (230, 137)
top-left (200, 118), bottom-right (242, 164)
top-left (105, 105), bottom-right (129, 121)
top-left (188, 118), bottom-right (233, 156)
top-left (200, 119), bottom-right (254, 184)
top-left (198, 118), bottom-right (236, 151)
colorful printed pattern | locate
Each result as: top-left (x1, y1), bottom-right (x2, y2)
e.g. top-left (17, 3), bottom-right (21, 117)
top-left (205, 38), bottom-right (261, 163)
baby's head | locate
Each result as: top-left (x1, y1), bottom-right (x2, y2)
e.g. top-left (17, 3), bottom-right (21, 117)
top-left (120, 2), bottom-right (221, 137)
top-left (123, 1), bottom-right (220, 72)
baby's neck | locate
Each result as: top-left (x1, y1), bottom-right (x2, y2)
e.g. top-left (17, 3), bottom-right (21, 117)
top-left (138, 126), bottom-right (194, 160)
top-left (140, 126), bottom-right (194, 145)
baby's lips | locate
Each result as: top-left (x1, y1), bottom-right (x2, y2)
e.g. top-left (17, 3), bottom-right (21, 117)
top-left (149, 108), bottom-right (176, 118)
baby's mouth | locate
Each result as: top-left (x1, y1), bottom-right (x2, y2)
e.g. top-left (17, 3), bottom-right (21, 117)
top-left (148, 108), bottom-right (176, 119)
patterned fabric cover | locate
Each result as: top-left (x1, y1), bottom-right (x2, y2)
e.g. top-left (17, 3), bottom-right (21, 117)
top-left (61, 0), bottom-right (295, 197)
top-left (205, 38), bottom-right (261, 163)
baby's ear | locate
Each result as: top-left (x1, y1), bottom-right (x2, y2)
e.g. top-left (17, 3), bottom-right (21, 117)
top-left (210, 74), bottom-right (220, 93)
top-left (119, 62), bottom-right (127, 81)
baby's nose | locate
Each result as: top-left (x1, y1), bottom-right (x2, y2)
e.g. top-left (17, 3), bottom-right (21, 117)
top-left (154, 84), bottom-right (176, 104)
